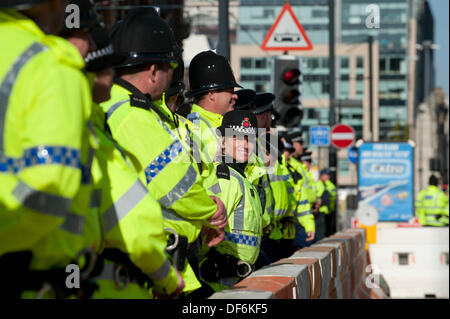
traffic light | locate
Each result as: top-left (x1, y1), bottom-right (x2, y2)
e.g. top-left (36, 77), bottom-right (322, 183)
top-left (271, 55), bottom-right (303, 128)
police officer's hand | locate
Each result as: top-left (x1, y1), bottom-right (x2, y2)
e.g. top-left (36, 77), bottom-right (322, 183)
top-left (306, 231), bottom-right (315, 242)
top-left (208, 196), bottom-right (228, 229)
top-left (202, 226), bottom-right (225, 247)
top-left (155, 269), bottom-right (185, 299)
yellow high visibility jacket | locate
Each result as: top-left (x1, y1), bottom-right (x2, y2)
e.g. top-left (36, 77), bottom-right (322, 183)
top-left (290, 157), bottom-right (317, 205)
top-left (267, 158), bottom-right (296, 240)
top-left (100, 80), bottom-right (218, 293)
top-left (213, 163), bottom-right (263, 265)
top-left (286, 158), bottom-right (315, 234)
top-left (187, 104), bottom-right (223, 164)
top-left (316, 180), bottom-right (330, 215)
top-left (325, 179), bottom-right (337, 212)
top-left (0, 9), bottom-right (93, 272)
top-left (154, 95), bottom-right (221, 197)
top-left (87, 102), bottom-right (179, 298)
top-left (415, 185), bottom-right (449, 226)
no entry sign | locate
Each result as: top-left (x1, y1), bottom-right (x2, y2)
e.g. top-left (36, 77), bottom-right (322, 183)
top-left (330, 124), bottom-right (355, 148)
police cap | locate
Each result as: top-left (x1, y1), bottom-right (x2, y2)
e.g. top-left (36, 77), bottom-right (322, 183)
top-left (300, 151), bottom-right (312, 163)
top-left (233, 89), bottom-right (256, 111)
top-left (287, 129), bottom-right (303, 144)
top-left (320, 168), bottom-right (330, 176)
top-left (219, 110), bottom-right (258, 137)
top-left (85, 25), bottom-right (125, 72)
top-left (110, 8), bottom-right (182, 68)
top-left (186, 51), bottom-right (242, 97)
top-left (253, 92), bottom-right (275, 115)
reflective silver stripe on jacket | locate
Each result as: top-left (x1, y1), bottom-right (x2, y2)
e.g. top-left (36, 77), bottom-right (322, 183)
top-left (158, 164), bottom-right (198, 208)
top-left (147, 259), bottom-right (172, 282)
top-left (229, 169), bottom-right (246, 231)
top-left (102, 180), bottom-right (148, 233)
top-left (12, 181), bottom-right (84, 235)
top-left (274, 209), bottom-right (287, 217)
top-left (199, 116), bottom-right (219, 140)
top-left (208, 182), bottom-right (221, 195)
top-left (268, 174), bottom-right (290, 182)
top-left (106, 99), bottom-right (128, 120)
top-left (0, 42), bottom-right (48, 152)
top-left (297, 210), bottom-right (312, 217)
top-left (94, 261), bottom-right (139, 285)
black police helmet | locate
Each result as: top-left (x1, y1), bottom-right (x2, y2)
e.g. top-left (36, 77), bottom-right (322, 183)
top-left (166, 56), bottom-right (185, 98)
top-left (110, 8), bottom-right (182, 68)
top-left (186, 51), bottom-right (242, 98)
top-left (0, 0), bottom-right (48, 9)
top-left (85, 25), bottom-right (125, 72)
top-left (233, 89), bottom-right (256, 111)
top-left (218, 110), bottom-right (258, 137)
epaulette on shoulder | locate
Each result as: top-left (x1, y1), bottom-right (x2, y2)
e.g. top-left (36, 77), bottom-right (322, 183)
top-left (216, 163), bottom-right (230, 180)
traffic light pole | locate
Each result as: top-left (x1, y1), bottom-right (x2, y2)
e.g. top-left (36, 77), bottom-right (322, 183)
top-left (328, 0), bottom-right (337, 183)
top-left (328, 0), bottom-right (338, 233)
top-left (218, 0), bottom-right (230, 61)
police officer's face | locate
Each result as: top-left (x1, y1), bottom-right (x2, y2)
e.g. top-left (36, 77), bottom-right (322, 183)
top-left (224, 135), bottom-right (254, 163)
top-left (292, 141), bottom-right (304, 157)
top-left (256, 111), bottom-right (272, 129)
top-left (150, 63), bottom-right (174, 101)
top-left (213, 88), bottom-right (238, 115)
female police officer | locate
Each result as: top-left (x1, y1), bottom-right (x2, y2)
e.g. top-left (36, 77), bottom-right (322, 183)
top-left (197, 110), bottom-right (263, 296)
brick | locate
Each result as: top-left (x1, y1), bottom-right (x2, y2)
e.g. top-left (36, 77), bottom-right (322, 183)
top-left (234, 276), bottom-right (296, 299)
top-left (291, 250), bottom-right (332, 299)
top-left (274, 258), bottom-right (321, 299)
top-left (330, 233), bottom-right (358, 261)
top-left (344, 228), bottom-right (367, 249)
top-left (318, 237), bottom-right (352, 271)
top-left (209, 289), bottom-right (274, 299)
top-left (249, 264), bottom-right (310, 299)
top-left (301, 246), bottom-right (338, 279)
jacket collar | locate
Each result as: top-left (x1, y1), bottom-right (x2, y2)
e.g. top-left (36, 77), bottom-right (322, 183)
top-left (191, 104), bottom-right (223, 128)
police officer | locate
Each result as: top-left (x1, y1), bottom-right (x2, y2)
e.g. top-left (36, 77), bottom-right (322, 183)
top-left (67, 15), bottom-right (184, 299)
top-left (416, 175), bottom-right (449, 226)
top-left (300, 151), bottom-right (325, 241)
top-left (0, 0), bottom-right (94, 298)
top-left (101, 8), bottom-right (227, 295)
top-left (317, 169), bottom-right (337, 236)
top-left (186, 50), bottom-right (241, 164)
top-left (233, 90), bottom-right (275, 267)
top-left (199, 110), bottom-right (263, 295)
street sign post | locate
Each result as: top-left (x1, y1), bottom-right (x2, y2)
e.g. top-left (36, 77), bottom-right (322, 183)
top-left (261, 3), bottom-right (313, 51)
top-left (330, 124), bottom-right (355, 149)
top-left (309, 126), bottom-right (330, 146)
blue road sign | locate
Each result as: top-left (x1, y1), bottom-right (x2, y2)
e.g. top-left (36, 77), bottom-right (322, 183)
top-left (348, 146), bottom-right (357, 163)
top-left (309, 126), bottom-right (330, 146)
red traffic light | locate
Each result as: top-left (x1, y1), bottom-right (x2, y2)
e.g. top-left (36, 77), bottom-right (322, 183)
top-left (282, 68), bottom-right (301, 84)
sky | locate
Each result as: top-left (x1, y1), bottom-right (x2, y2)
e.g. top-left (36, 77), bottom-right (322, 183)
top-left (427, 0), bottom-right (449, 97)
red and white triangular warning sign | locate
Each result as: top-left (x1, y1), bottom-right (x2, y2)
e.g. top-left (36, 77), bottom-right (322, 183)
top-left (261, 3), bottom-right (313, 51)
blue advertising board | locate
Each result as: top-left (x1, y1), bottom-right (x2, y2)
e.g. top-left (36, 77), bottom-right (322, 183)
top-left (357, 142), bottom-right (414, 221)
top-left (309, 126), bottom-right (330, 146)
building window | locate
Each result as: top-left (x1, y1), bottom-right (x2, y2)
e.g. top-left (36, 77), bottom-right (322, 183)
top-left (321, 57), bottom-right (329, 68)
top-left (379, 58), bottom-right (386, 72)
top-left (390, 58), bottom-right (402, 72)
top-left (312, 9), bottom-right (328, 18)
top-left (322, 79), bottom-right (330, 94)
top-left (341, 57), bottom-right (349, 69)
top-left (307, 58), bottom-right (319, 69)
top-left (356, 56), bottom-right (363, 69)
top-left (241, 58), bottom-right (252, 69)
top-left (255, 58), bottom-right (266, 69)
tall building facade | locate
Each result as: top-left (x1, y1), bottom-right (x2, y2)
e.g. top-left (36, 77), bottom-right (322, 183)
top-left (234, 0), bottom-right (433, 185)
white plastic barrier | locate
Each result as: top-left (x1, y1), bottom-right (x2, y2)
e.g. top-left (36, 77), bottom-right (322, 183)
top-left (368, 227), bottom-right (449, 298)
